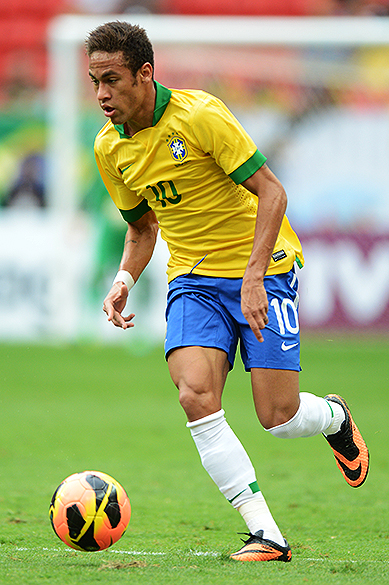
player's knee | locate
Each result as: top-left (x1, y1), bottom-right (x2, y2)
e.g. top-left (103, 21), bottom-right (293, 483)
top-left (264, 400), bottom-right (303, 438)
top-left (178, 383), bottom-right (218, 420)
top-left (168, 348), bottom-right (226, 420)
top-left (265, 417), bottom-right (295, 438)
top-left (179, 387), bottom-right (197, 417)
top-left (259, 404), bottom-right (299, 431)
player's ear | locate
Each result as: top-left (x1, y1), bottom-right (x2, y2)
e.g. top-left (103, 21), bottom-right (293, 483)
top-left (139, 62), bottom-right (153, 83)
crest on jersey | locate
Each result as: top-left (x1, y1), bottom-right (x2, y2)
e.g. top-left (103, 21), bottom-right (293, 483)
top-left (167, 135), bottom-right (188, 162)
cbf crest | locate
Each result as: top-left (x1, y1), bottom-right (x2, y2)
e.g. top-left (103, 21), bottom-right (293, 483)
top-left (167, 134), bottom-right (188, 162)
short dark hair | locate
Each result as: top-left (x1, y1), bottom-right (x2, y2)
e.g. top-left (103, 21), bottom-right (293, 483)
top-left (85, 21), bottom-right (154, 77)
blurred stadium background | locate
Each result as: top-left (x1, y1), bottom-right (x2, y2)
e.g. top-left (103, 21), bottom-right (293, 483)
top-left (1, 0), bottom-right (389, 348)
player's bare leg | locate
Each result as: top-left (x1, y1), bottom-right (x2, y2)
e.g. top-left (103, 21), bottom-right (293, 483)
top-left (250, 368), bottom-right (300, 430)
top-left (251, 368), bottom-right (368, 487)
top-left (168, 346), bottom-right (228, 422)
top-left (251, 367), bottom-right (344, 439)
top-left (251, 366), bottom-right (369, 481)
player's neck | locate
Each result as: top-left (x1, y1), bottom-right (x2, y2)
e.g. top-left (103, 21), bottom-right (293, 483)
top-left (124, 82), bottom-right (156, 136)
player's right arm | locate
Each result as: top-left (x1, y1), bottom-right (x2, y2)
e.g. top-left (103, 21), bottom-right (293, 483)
top-left (103, 209), bottom-right (159, 329)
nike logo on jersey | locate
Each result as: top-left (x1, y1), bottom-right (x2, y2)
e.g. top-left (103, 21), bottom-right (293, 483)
top-left (119, 163), bottom-right (134, 174)
top-left (281, 342), bottom-right (299, 351)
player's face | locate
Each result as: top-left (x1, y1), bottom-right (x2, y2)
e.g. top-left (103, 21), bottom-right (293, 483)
top-left (88, 51), bottom-right (152, 127)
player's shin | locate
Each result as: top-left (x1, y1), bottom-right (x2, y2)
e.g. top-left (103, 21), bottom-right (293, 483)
top-left (187, 409), bottom-right (285, 546)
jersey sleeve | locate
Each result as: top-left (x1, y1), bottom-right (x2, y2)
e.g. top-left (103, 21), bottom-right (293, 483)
top-left (190, 94), bottom-right (267, 184)
top-left (94, 148), bottom-right (151, 222)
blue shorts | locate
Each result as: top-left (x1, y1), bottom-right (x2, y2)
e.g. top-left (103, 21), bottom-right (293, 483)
top-left (164, 270), bottom-right (301, 372)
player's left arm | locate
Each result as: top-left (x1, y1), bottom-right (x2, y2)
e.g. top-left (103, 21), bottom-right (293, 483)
top-left (241, 164), bottom-right (287, 343)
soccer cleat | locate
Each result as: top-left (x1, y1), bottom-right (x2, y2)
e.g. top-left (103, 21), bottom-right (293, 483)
top-left (324, 394), bottom-right (369, 488)
top-left (230, 530), bottom-right (292, 562)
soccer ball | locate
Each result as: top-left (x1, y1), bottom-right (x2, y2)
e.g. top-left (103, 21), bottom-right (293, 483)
top-left (49, 470), bottom-right (131, 552)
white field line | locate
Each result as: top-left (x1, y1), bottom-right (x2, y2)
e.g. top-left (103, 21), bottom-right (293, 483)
top-left (111, 549), bottom-right (219, 557)
top-left (8, 547), bottom-right (389, 563)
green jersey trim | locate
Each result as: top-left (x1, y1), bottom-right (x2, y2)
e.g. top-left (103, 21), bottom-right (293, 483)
top-left (229, 150), bottom-right (267, 185)
top-left (114, 81), bottom-right (172, 138)
top-left (114, 124), bottom-right (130, 139)
top-left (153, 81), bottom-right (172, 125)
top-left (119, 199), bottom-right (151, 223)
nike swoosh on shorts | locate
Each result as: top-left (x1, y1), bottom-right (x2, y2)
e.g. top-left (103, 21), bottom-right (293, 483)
top-left (281, 342), bottom-right (299, 351)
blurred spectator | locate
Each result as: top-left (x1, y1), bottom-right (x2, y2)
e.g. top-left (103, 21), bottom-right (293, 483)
top-left (71, 0), bottom-right (123, 11)
top-left (2, 153), bottom-right (46, 208)
top-left (71, 0), bottom-right (158, 13)
top-left (333, 0), bottom-right (389, 14)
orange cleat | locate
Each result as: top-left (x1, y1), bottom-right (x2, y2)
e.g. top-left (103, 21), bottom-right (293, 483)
top-left (230, 530), bottom-right (292, 562)
top-left (324, 394), bottom-right (369, 488)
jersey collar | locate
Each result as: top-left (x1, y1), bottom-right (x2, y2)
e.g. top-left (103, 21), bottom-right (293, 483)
top-left (114, 81), bottom-right (172, 138)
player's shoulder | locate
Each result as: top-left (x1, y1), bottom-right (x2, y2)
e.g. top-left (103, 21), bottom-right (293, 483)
top-left (94, 121), bottom-right (118, 153)
top-left (170, 88), bottom-right (223, 116)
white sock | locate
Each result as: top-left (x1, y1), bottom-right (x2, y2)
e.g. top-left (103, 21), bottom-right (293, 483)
top-left (266, 392), bottom-right (345, 439)
top-left (187, 409), bottom-right (284, 546)
top-left (323, 399), bottom-right (346, 436)
top-left (238, 499), bottom-right (285, 545)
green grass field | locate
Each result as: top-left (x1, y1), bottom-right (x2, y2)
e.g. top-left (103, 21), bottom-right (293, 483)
top-left (0, 334), bottom-right (388, 584)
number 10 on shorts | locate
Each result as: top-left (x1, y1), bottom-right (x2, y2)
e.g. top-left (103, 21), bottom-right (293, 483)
top-left (270, 298), bottom-right (299, 335)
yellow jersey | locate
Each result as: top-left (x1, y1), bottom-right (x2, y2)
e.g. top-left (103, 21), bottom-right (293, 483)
top-left (94, 82), bottom-right (304, 282)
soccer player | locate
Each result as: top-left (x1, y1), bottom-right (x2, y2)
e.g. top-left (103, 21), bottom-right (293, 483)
top-left (86, 21), bottom-right (369, 562)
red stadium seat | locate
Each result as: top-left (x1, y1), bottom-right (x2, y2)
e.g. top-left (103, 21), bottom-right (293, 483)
top-left (0, 0), bottom-right (70, 94)
top-left (160, 0), bottom-right (334, 16)
top-left (0, 18), bottom-right (48, 50)
top-left (0, 0), bottom-right (69, 17)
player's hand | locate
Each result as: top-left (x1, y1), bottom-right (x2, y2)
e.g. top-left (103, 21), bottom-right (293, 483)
top-left (241, 276), bottom-right (269, 343)
top-left (102, 282), bottom-right (135, 329)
